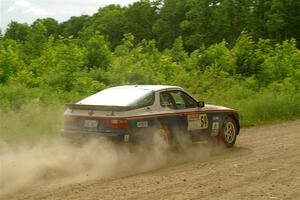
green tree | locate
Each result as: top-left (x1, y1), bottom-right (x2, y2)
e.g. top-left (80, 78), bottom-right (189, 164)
top-left (4, 21), bottom-right (30, 43)
top-left (32, 37), bottom-right (85, 91)
top-left (258, 39), bottom-right (300, 85)
top-left (33, 18), bottom-right (59, 37)
top-left (124, 0), bottom-right (158, 42)
top-left (248, 0), bottom-right (271, 39)
top-left (266, 0), bottom-right (300, 45)
top-left (24, 22), bottom-right (48, 58)
top-left (85, 34), bottom-right (112, 69)
top-left (182, 0), bottom-right (221, 49)
top-left (221, 0), bottom-right (253, 44)
top-left (153, 0), bottom-right (187, 49)
top-left (82, 5), bottom-right (126, 49)
top-left (59, 15), bottom-right (90, 38)
top-left (0, 40), bottom-right (26, 84)
top-left (232, 32), bottom-right (261, 77)
top-left (168, 36), bottom-right (188, 63)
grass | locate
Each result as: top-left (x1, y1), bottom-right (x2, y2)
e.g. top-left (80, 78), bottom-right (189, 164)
top-left (234, 92), bottom-right (300, 126)
top-left (0, 104), bottom-right (64, 144)
top-left (0, 91), bottom-right (300, 143)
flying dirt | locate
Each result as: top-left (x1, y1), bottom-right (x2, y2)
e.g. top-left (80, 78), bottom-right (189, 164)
top-left (1, 120), bottom-right (300, 200)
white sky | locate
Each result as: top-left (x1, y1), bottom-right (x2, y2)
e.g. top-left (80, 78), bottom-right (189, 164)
top-left (0, 0), bottom-right (139, 32)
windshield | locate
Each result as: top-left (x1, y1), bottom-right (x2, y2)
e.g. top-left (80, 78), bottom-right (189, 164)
top-left (78, 88), bottom-right (154, 107)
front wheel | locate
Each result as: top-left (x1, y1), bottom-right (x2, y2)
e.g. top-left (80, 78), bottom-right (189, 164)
top-left (221, 118), bottom-right (237, 148)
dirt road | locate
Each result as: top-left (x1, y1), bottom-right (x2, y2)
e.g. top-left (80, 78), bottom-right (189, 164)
top-left (1, 120), bottom-right (300, 200)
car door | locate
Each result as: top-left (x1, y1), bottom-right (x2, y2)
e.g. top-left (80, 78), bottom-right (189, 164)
top-left (159, 90), bottom-right (208, 135)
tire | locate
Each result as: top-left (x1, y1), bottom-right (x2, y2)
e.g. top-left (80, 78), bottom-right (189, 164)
top-left (221, 117), bottom-right (237, 148)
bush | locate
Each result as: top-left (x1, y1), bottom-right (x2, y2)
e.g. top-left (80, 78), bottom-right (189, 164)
top-left (1, 32), bottom-right (300, 142)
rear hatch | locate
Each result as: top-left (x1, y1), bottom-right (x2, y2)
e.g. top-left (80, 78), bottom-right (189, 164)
top-left (62, 87), bottom-right (155, 137)
top-left (63, 104), bottom-right (130, 136)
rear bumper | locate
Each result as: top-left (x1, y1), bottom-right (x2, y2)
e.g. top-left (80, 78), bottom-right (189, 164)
top-left (61, 129), bottom-right (124, 136)
top-left (60, 129), bottom-right (136, 143)
top-left (61, 129), bottom-right (123, 140)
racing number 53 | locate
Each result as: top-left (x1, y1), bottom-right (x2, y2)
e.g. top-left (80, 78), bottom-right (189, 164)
top-left (187, 113), bottom-right (208, 130)
top-left (199, 114), bottom-right (208, 129)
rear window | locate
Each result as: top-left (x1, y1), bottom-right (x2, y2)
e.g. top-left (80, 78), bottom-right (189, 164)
top-left (78, 88), bottom-right (154, 108)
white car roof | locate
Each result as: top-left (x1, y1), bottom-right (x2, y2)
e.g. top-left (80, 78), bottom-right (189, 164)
top-left (110, 85), bottom-right (182, 91)
top-left (77, 85), bottom-right (183, 106)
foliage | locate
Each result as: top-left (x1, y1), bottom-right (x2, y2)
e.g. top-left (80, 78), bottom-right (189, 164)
top-left (1, 0), bottom-right (300, 142)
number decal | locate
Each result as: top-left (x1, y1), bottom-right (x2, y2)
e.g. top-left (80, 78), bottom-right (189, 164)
top-left (188, 113), bottom-right (208, 130)
top-left (199, 114), bottom-right (208, 129)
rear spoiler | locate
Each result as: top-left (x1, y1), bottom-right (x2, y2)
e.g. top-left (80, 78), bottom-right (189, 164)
top-left (65, 103), bottom-right (134, 111)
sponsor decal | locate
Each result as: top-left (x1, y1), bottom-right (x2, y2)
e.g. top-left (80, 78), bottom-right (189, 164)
top-left (210, 121), bottom-right (220, 136)
top-left (124, 134), bottom-right (130, 142)
top-left (212, 121), bottom-right (219, 130)
top-left (213, 116), bottom-right (220, 120)
top-left (137, 121), bottom-right (148, 128)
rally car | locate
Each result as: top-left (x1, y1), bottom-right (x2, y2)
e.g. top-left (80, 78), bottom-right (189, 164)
top-left (61, 85), bottom-right (240, 147)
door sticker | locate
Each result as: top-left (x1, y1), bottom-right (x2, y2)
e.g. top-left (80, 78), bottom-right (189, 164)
top-left (188, 113), bottom-right (208, 130)
top-left (212, 121), bottom-right (219, 130)
top-left (137, 121), bottom-right (148, 128)
top-left (211, 121), bottom-right (220, 136)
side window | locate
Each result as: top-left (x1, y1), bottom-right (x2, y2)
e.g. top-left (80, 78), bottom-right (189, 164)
top-left (169, 91), bottom-right (186, 109)
top-left (160, 92), bottom-right (175, 108)
top-left (180, 92), bottom-right (198, 108)
top-left (160, 90), bottom-right (198, 109)
top-left (132, 92), bottom-right (155, 108)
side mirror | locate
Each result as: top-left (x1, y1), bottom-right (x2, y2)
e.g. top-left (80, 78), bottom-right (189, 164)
top-left (198, 101), bottom-right (205, 108)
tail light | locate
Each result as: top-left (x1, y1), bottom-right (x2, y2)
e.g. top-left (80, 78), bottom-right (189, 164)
top-left (105, 118), bottom-right (128, 129)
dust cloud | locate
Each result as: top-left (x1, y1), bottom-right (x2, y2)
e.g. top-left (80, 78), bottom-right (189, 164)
top-left (0, 135), bottom-right (224, 197)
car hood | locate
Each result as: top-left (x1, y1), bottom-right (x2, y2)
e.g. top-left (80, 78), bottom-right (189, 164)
top-left (203, 104), bottom-right (236, 112)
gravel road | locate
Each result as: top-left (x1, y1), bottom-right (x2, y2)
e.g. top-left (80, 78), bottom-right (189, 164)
top-left (1, 120), bottom-right (300, 200)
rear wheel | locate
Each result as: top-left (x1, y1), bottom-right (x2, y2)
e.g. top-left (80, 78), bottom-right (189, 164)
top-left (221, 118), bottom-right (237, 148)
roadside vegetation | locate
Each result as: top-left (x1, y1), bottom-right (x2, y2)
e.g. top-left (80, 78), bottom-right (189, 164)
top-left (1, 0), bottom-right (300, 142)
